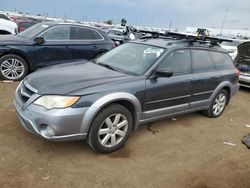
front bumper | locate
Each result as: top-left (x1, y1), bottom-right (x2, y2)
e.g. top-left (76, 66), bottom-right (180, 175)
top-left (14, 98), bottom-right (89, 142)
top-left (239, 74), bottom-right (250, 88)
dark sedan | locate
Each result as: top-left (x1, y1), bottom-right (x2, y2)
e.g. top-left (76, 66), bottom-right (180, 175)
top-left (0, 22), bottom-right (115, 80)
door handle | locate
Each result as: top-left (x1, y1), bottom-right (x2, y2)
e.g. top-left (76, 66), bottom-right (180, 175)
top-left (93, 45), bottom-right (98, 49)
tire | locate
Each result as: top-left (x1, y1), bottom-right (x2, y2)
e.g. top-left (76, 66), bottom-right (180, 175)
top-left (0, 54), bottom-right (28, 81)
top-left (205, 89), bottom-right (228, 118)
top-left (87, 104), bottom-right (133, 153)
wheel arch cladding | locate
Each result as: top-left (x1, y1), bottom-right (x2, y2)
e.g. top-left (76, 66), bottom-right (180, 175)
top-left (222, 86), bottom-right (231, 105)
top-left (210, 81), bottom-right (232, 105)
top-left (80, 92), bottom-right (142, 134)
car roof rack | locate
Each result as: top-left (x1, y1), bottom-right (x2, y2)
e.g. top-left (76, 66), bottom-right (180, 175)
top-left (138, 30), bottom-right (233, 46)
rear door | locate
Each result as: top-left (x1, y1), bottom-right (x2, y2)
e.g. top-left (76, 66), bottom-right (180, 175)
top-left (68, 26), bottom-right (104, 60)
top-left (143, 49), bottom-right (193, 118)
top-left (190, 49), bottom-right (220, 108)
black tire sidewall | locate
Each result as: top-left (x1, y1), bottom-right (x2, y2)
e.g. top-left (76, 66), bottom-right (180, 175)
top-left (209, 89), bottom-right (228, 118)
top-left (88, 104), bottom-right (133, 153)
top-left (0, 54), bottom-right (28, 81)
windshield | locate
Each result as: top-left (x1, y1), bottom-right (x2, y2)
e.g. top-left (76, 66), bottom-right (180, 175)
top-left (18, 23), bottom-right (51, 38)
top-left (95, 43), bottom-right (165, 75)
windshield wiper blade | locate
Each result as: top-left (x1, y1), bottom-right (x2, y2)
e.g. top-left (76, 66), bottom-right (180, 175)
top-left (98, 62), bottom-right (116, 71)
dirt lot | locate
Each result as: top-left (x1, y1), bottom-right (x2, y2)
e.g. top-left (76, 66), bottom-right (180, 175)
top-left (0, 82), bottom-right (250, 188)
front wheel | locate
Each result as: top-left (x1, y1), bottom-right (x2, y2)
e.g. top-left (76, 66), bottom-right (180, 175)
top-left (205, 89), bottom-right (228, 118)
top-left (0, 54), bottom-right (28, 81)
top-left (87, 104), bottom-right (133, 153)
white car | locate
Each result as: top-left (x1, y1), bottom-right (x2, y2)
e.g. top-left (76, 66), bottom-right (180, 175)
top-left (0, 18), bottom-right (18, 34)
top-left (220, 40), bottom-right (245, 60)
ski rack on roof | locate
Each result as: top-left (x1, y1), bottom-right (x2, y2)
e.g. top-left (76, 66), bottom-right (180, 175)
top-left (138, 29), bottom-right (233, 46)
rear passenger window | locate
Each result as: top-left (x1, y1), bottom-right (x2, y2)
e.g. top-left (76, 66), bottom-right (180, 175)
top-left (90, 30), bottom-right (103, 39)
top-left (70, 27), bottom-right (102, 40)
top-left (159, 50), bottom-right (191, 76)
top-left (191, 50), bottom-right (214, 73)
top-left (209, 51), bottom-right (234, 70)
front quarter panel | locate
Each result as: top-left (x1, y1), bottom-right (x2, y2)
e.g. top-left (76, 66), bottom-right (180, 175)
top-left (79, 92), bottom-right (143, 134)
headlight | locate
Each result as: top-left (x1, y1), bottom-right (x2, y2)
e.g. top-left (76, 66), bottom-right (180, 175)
top-left (34, 95), bottom-right (79, 110)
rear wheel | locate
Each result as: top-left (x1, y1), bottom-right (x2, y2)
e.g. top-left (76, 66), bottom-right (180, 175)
top-left (205, 89), bottom-right (228, 118)
top-left (0, 54), bottom-right (28, 81)
top-left (87, 104), bottom-right (132, 153)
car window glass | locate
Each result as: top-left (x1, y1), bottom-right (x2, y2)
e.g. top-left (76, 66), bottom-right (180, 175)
top-left (158, 50), bottom-right (191, 76)
top-left (40, 26), bottom-right (70, 40)
top-left (191, 50), bottom-right (214, 73)
top-left (108, 30), bottom-right (114, 34)
top-left (209, 51), bottom-right (234, 69)
top-left (0, 14), bottom-right (10, 20)
top-left (115, 31), bottom-right (122, 36)
top-left (90, 30), bottom-right (103, 39)
top-left (70, 26), bottom-right (101, 40)
top-left (96, 43), bottom-right (164, 75)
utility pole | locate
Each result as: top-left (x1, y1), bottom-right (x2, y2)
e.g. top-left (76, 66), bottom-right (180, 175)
top-left (220, 9), bottom-right (229, 36)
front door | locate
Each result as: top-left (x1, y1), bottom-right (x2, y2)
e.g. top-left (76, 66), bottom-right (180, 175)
top-left (143, 49), bottom-right (193, 120)
top-left (33, 25), bottom-right (72, 68)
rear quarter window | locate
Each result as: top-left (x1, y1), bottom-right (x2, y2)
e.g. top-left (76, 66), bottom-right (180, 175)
top-left (70, 26), bottom-right (102, 40)
top-left (209, 51), bottom-right (235, 70)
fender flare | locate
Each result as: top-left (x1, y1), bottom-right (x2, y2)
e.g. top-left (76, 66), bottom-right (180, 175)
top-left (80, 92), bottom-right (142, 133)
top-left (209, 81), bottom-right (233, 104)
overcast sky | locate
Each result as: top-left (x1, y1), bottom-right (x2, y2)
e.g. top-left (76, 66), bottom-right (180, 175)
top-left (1, 0), bottom-right (249, 30)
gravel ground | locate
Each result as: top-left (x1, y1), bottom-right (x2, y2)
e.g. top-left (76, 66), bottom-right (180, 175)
top-left (0, 82), bottom-right (250, 188)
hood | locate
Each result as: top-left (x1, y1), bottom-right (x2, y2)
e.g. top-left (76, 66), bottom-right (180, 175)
top-left (236, 42), bottom-right (250, 65)
top-left (0, 35), bottom-right (33, 45)
top-left (26, 61), bottom-right (132, 95)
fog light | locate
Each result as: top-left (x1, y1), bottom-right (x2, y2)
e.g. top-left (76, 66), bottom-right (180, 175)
top-left (46, 126), bottom-right (55, 136)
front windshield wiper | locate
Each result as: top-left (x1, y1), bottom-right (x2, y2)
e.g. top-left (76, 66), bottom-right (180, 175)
top-left (97, 62), bottom-right (116, 71)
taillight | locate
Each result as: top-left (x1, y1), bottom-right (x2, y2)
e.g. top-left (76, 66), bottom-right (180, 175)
top-left (236, 69), bottom-right (240, 78)
top-left (112, 42), bottom-right (116, 48)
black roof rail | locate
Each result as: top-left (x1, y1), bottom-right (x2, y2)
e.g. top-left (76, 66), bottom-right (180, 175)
top-left (137, 29), bottom-right (233, 46)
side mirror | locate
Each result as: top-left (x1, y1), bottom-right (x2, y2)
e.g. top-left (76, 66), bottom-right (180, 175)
top-left (34, 36), bottom-right (45, 45)
top-left (155, 68), bottom-right (173, 77)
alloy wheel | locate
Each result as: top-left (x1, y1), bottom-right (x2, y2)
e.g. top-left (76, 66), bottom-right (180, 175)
top-left (213, 93), bottom-right (226, 116)
top-left (98, 113), bottom-right (128, 148)
top-left (0, 58), bottom-right (25, 80)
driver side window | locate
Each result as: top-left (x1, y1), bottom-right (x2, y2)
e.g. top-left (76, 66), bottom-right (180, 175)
top-left (40, 26), bottom-right (70, 40)
top-left (158, 50), bottom-right (191, 76)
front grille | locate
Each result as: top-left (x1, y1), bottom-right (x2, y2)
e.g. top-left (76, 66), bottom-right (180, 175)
top-left (17, 80), bottom-right (36, 104)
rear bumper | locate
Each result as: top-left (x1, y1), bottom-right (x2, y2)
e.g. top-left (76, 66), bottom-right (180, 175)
top-left (231, 83), bottom-right (240, 96)
top-left (239, 74), bottom-right (250, 88)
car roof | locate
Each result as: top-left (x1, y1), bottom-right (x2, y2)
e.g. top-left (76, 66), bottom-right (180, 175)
top-left (131, 38), bottom-right (228, 53)
top-left (41, 21), bottom-right (103, 32)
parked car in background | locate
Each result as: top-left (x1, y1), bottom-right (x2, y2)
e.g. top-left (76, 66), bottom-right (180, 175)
top-left (17, 20), bottom-right (38, 33)
top-left (14, 37), bottom-right (239, 153)
top-left (106, 28), bottom-right (128, 45)
top-left (0, 13), bottom-right (12, 21)
top-left (235, 42), bottom-right (250, 88)
top-left (0, 22), bottom-right (115, 80)
top-left (220, 40), bottom-right (245, 60)
top-left (0, 18), bottom-right (18, 34)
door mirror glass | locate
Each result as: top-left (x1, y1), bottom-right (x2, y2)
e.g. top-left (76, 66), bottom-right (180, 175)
top-left (34, 36), bottom-right (45, 44)
top-left (156, 68), bottom-right (173, 77)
